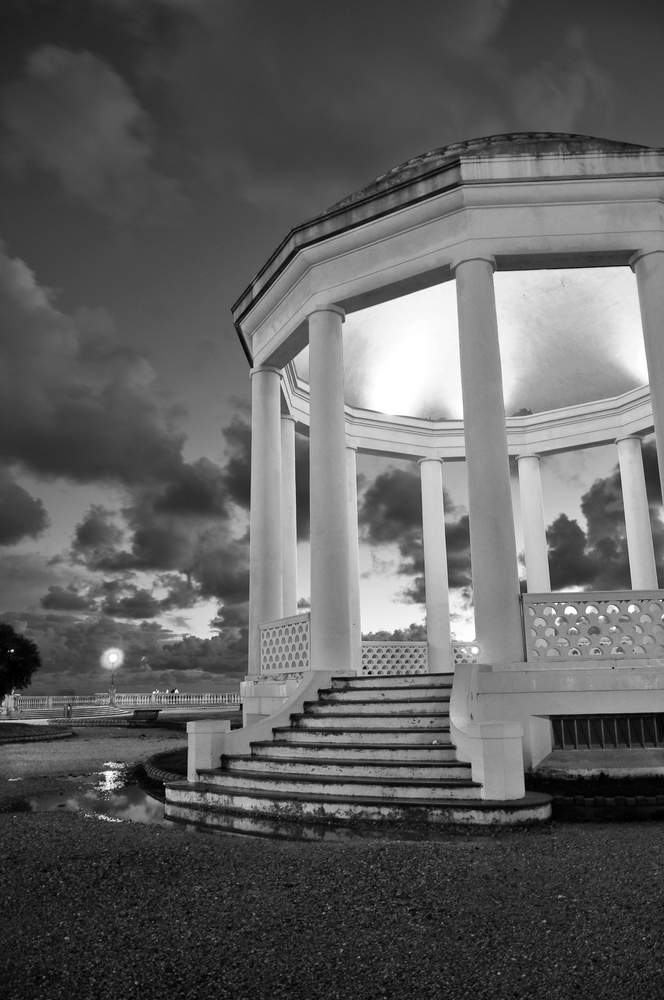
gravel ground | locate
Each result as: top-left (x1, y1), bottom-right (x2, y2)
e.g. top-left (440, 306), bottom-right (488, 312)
top-left (2, 731), bottom-right (664, 999)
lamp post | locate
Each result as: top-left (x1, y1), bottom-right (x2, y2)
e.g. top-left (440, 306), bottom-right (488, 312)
top-left (100, 648), bottom-right (124, 706)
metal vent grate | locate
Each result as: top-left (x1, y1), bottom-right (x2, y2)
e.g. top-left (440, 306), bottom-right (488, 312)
top-left (552, 715), bottom-right (664, 750)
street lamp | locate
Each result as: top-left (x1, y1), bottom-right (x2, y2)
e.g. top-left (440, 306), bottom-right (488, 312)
top-left (100, 647), bottom-right (124, 705)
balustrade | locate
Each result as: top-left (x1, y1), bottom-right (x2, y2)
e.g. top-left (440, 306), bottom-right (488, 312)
top-left (260, 613), bottom-right (310, 673)
top-left (522, 591), bottom-right (664, 661)
top-left (11, 691), bottom-right (240, 710)
top-left (259, 614), bottom-right (479, 675)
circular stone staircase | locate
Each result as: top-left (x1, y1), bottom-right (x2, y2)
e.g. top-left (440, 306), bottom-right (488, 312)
top-left (165, 675), bottom-right (551, 835)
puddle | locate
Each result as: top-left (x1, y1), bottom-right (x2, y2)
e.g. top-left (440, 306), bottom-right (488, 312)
top-left (17, 763), bottom-right (507, 844)
top-left (22, 783), bottom-right (506, 844)
top-left (28, 785), bottom-right (167, 826)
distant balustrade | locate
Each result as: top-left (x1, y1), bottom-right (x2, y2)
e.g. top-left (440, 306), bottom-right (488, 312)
top-left (522, 591), bottom-right (664, 661)
top-left (8, 691), bottom-right (240, 712)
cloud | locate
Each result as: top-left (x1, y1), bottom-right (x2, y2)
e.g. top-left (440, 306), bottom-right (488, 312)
top-left (101, 586), bottom-right (162, 619)
top-left (0, 242), bottom-right (189, 484)
top-left (40, 585), bottom-right (96, 612)
top-left (545, 441), bottom-right (664, 590)
top-left (511, 27), bottom-right (613, 132)
top-left (359, 466), bottom-right (471, 606)
top-left (72, 505), bottom-right (124, 562)
top-left (1, 46), bottom-right (185, 224)
top-left (136, 0), bottom-right (614, 232)
top-left (0, 470), bottom-right (49, 544)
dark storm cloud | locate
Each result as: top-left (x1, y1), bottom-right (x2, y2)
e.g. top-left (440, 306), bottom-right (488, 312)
top-left (220, 416), bottom-right (251, 509)
top-left (153, 457), bottom-right (230, 517)
top-left (0, 244), bottom-right (188, 485)
top-left (133, 0), bottom-right (614, 227)
top-left (0, 45), bottom-right (185, 225)
top-left (546, 441), bottom-right (664, 590)
top-left (101, 586), bottom-right (161, 619)
top-left (219, 415), bottom-right (311, 539)
top-left (359, 466), bottom-right (472, 604)
top-left (0, 240), bottom-right (252, 629)
top-left (40, 585), bottom-right (96, 612)
top-left (0, 470), bottom-right (49, 544)
top-left (72, 505), bottom-right (124, 561)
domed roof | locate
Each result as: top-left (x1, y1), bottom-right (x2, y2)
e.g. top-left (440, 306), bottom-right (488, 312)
top-left (323, 132), bottom-right (649, 216)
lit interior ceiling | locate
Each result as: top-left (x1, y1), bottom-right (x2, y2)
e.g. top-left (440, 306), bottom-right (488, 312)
top-left (292, 266), bottom-right (648, 419)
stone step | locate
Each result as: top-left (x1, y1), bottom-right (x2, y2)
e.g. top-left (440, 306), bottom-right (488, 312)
top-left (272, 726), bottom-right (452, 744)
top-left (319, 687), bottom-right (452, 706)
top-left (303, 698), bottom-right (450, 716)
top-left (198, 767), bottom-right (482, 800)
top-left (166, 782), bottom-right (552, 828)
top-left (252, 741), bottom-right (458, 761)
top-left (331, 674), bottom-right (454, 690)
top-left (225, 755), bottom-right (472, 781)
top-left (292, 712), bottom-right (450, 730)
top-left (318, 687), bottom-right (452, 703)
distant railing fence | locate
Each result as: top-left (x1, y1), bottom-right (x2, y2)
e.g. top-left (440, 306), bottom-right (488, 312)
top-left (6, 691), bottom-right (240, 712)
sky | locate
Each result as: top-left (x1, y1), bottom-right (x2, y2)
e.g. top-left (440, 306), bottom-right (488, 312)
top-left (0, 0), bottom-right (664, 694)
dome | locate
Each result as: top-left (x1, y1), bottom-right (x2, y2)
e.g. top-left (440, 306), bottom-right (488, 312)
top-left (322, 132), bottom-right (649, 217)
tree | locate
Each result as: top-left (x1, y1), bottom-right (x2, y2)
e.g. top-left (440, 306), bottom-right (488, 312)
top-left (0, 623), bottom-right (41, 699)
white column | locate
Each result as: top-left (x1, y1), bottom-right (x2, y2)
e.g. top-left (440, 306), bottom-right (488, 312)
top-left (453, 256), bottom-right (523, 663)
top-left (419, 458), bottom-right (454, 673)
top-left (517, 453), bottom-right (551, 593)
top-left (308, 307), bottom-right (353, 671)
top-left (346, 445), bottom-right (363, 674)
top-left (616, 435), bottom-right (658, 589)
top-left (632, 250), bottom-right (664, 506)
top-left (248, 366), bottom-right (283, 674)
top-left (281, 414), bottom-right (299, 617)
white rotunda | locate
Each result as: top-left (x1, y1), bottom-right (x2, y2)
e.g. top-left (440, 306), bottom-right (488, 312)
top-left (170, 134), bottom-right (664, 828)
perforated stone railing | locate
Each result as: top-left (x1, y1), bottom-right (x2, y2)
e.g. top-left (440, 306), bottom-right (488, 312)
top-left (522, 592), bottom-right (664, 661)
top-left (453, 642), bottom-right (481, 665)
top-left (259, 615), bottom-right (479, 674)
top-left (260, 613), bottom-right (310, 673)
top-left (360, 641), bottom-right (479, 675)
top-left (361, 642), bottom-right (428, 675)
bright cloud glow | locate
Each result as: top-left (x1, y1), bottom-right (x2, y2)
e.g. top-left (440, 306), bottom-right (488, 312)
top-left (294, 265), bottom-right (648, 420)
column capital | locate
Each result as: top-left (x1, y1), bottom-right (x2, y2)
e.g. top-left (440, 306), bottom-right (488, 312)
top-left (250, 365), bottom-right (281, 378)
top-left (307, 305), bottom-right (345, 322)
top-left (450, 254), bottom-right (497, 274)
top-left (417, 456), bottom-right (443, 466)
top-left (615, 433), bottom-right (642, 445)
top-left (345, 441), bottom-right (358, 452)
top-left (629, 249), bottom-right (664, 271)
top-left (280, 413), bottom-right (296, 423)
top-left (516, 451), bottom-right (541, 462)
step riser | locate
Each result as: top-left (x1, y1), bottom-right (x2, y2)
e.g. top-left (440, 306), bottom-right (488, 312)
top-left (199, 772), bottom-right (481, 800)
top-left (305, 700), bottom-right (450, 715)
top-left (293, 715), bottom-right (449, 730)
top-left (166, 787), bottom-right (551, 827)
top-left (254, 744), bottom-right (458, 761)
top-left (226, 759), bottom-right (472, 780)
top-left (331, 675), bottom-right (454, 690)
top-left (272, 728), bottom-right (452, 744)
top-left (321, 689), bottom-right (451, 703)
